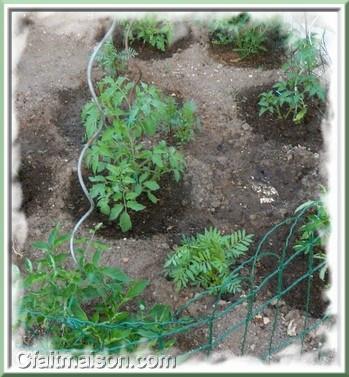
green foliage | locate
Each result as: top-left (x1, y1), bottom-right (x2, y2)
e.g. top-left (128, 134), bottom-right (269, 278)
top-left (164, 228), bottom-right (253, 294)
top-left (233, 24), bottom-right (267, 59)
top-left (17, 226), bottom-right (175, 352)
top-left (209, 13), bottom-right (287, 60)
top-left (126, 16), bottom-right (173, 52)
top-left (258, 34), bottom-right (327, 124)
top-left (81, 76), bottom-right (199, 232)
top-left (95, 39), bottom-right (137, 76)
top-left (294, 200), bottom-right (330, 280)
top-left (208, 12), bottom-right (251, 45)
top-left (162, 97), bottom-right (199, 144)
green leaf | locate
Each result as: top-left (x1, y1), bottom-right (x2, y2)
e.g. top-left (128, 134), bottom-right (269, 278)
top-left (152, 154), bottom-right (163, 167)
top-left (293, 107), bottom-right (307, 124)
top-left (92, 249), bottom-right (102, 266)
top-left (23, 272), bottom-right (45, 287)
top-left (149, 304), bottom-right (172, 321)
top-left (119, 211), bottom-right (132, 232)
top-left (102, 267), bottom-right (130, 282)
top-left (90, 184), bottom-right (106, 199)
top-left (139, 172), bottom-right (150, 183)
top-left (89, 176), bottom-right (105, 183)
top-left (126, 280), bottom-right (148, 299)
top-left (123, 176), bottom-right (136, 184)
top-left (48, 227), bottom-right (59, 247)
top-left (81, 286), bottom-right (100, 300)
top-left (127, 201), bottom-right (146, 211)
top-left (99, 200), bottom-right (111, 216)
top-left (144, 181), bottom-right (160, 191)
top-left (109, 204), bottom-right (124, 220)
top-left (24, 258), bottom-right (33, 273)
top-left (32, 241), bottom-right (49, 251)
top-left (126, 192), bottom-right (139, 200)
top-left (147, 192), bottom-right (158, 204)
top-left (69, 298), bottom-right (88, 321)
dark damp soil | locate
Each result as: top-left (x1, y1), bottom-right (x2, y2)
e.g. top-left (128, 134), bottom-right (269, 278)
top-left (55, 84), bottom-right (91, 146)
top-left (208, 23), bottom-right (289, 69)
top-left (208, 44), bottom-right (286, 69)
top-left (67, 169), bottom-right (213, 242)
top-left (236, 84), bottom-right (326, 152)
top-left (18, 151), bottom-right (54, 217)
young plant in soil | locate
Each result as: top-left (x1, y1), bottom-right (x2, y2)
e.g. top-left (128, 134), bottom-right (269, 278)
top-left (208, 12), bottom-right (251, 46)
top-left (95, 39), bottom-right (137, 76)
top-left (208, 13), bottom-right (288, 61)
top-left (15, 226), bottom-right (177, 352)
top-left (81, 76), bottom-right (199, 232)
top-left (124, 16), bottom-right (173, 52)
top-left (164, 228), bottom-right (254, 294)
top-left (258, 33), bottom-right (327, 124)
top-left (294, 199), bottom-right (330, 280)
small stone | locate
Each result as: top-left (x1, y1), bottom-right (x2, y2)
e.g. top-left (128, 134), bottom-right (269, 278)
top-left (287, 319), bottom-right (298, 337)
top-left (250, 344), bottom-right (256, 351)
top-left (249, 214), bottom-right (257, 221)
top-left (241, 123), bottom-right (251, 131)
top-left (263, 317), bottom-right (271, 325)
top-left (122, 257), bottom-right (129, 263)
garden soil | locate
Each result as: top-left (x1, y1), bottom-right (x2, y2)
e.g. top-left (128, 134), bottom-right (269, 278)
top-left (14, 13), bottom-right (330, 361)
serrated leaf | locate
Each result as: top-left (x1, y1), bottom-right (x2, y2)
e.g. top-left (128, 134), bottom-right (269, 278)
top-left (139, 172), bottom-right (150, 183)
top-left (99, 200), bottom-right (110, 216)
top-left (147, 192), bottom-right (158, 204)
top-left (152, 154), bottom-right (163, 167)
top-left (90, 184), bottom-right (106, 199)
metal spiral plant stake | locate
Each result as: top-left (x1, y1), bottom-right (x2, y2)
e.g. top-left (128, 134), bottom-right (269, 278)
top-left (69, 17), bottom-right (117, 265)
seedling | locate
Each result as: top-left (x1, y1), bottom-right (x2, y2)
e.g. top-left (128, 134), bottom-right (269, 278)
top-left (208, 12), bottom-right (251, 45)
top-left (165, 228), bottom-right (254, 294)
top-left (81, 76), bottom-right (198, 232)
top-left (294, 199), bottom-right (330, 280)
top-left (209, 13), bottom-right (288, 61)
top-left (259, 34), bottom-right (326, 124)
top-left (16, 226), bottom-right (175, 351)
top-left (95, 39), bottom-right (137, 76)
top-left (125, 16), bottom-right (173, 52)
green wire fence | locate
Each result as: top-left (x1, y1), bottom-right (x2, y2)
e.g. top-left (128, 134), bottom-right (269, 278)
top-left (19, 200), bottom-right (331, 362)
